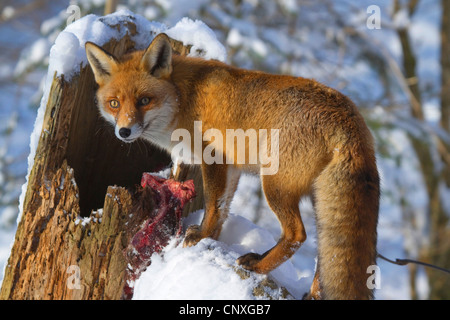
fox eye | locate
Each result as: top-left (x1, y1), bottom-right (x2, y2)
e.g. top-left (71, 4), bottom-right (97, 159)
top-left (138, 97), bottom-right (151, 106)
top-left (110, 99), bottom-right (120, 108)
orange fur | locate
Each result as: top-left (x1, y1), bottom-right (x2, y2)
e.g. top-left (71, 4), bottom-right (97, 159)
top-left (86, 34), bottom-right (380, 299)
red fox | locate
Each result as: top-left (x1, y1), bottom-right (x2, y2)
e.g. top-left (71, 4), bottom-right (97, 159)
top-left (85, 33), bottom-right (380, 299)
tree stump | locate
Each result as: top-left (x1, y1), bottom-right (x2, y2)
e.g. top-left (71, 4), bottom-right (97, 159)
top-left (0, 21), bottom-right (202, 300)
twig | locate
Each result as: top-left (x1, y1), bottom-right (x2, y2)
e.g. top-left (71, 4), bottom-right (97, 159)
top-left (377, 253), bottom-right (450, 275)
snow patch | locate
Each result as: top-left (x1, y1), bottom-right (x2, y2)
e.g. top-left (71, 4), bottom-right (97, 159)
top-left (133, 212), bottom-right (309, 300)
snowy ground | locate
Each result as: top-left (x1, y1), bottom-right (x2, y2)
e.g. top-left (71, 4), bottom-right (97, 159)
top-left (0, 2), bottom-right (437, 300)
top-left (134, 210), bottom-right (309, 300)
top-left (132, 173), bottom-right (424, 300)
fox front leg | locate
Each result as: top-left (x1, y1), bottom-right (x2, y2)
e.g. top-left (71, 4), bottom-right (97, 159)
top-left (183, 164), bottom-right (240, 247)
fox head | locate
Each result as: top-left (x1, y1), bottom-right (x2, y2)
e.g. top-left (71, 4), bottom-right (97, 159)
top-left (85, 33), bottom-right (178, 145)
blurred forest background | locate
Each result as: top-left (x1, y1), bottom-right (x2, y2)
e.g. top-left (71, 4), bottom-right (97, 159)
top-left (0, 0), bottom-right (449, 299)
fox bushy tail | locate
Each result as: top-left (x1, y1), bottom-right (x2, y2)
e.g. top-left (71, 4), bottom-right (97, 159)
top-left (314, 142), bottom-right (380, 300)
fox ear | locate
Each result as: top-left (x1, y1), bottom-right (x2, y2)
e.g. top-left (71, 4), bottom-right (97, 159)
top-left (141, 33), bottom-right (172, 78)
top-left (85, 42), bottom-right (118, 84)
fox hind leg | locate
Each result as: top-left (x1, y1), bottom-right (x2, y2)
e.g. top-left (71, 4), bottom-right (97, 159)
top-left (237, 174), bottom-right (307, 273)
top-left (303, 261), bottom-right (322, 300)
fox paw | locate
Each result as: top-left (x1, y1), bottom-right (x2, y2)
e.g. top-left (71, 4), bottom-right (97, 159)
top-left (236, 253), bottom-right (265, 273)
top-left (183, 225), bottom-right (204, 247)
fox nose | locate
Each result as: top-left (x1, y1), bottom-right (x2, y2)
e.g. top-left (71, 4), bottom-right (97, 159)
top-left (119, 127), bottom-right (131, 138)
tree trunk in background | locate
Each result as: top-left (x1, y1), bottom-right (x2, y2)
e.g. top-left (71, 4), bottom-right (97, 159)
top-left (440, 0), bottom-right (450, 186)
top-left (394, 0), bottom-right (450, 299)
top-left (104, 0), bottom-right (119, 15)
top-left (0, 23), bottom-right (203, 300)
top-left (428, 0), bottom-right (450, 300)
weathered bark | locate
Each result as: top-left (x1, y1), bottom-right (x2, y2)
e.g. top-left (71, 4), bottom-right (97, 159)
top-left (0, 160), bottom-right (139, 299)
top-left (0, 21), bottom-right (203, 300)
